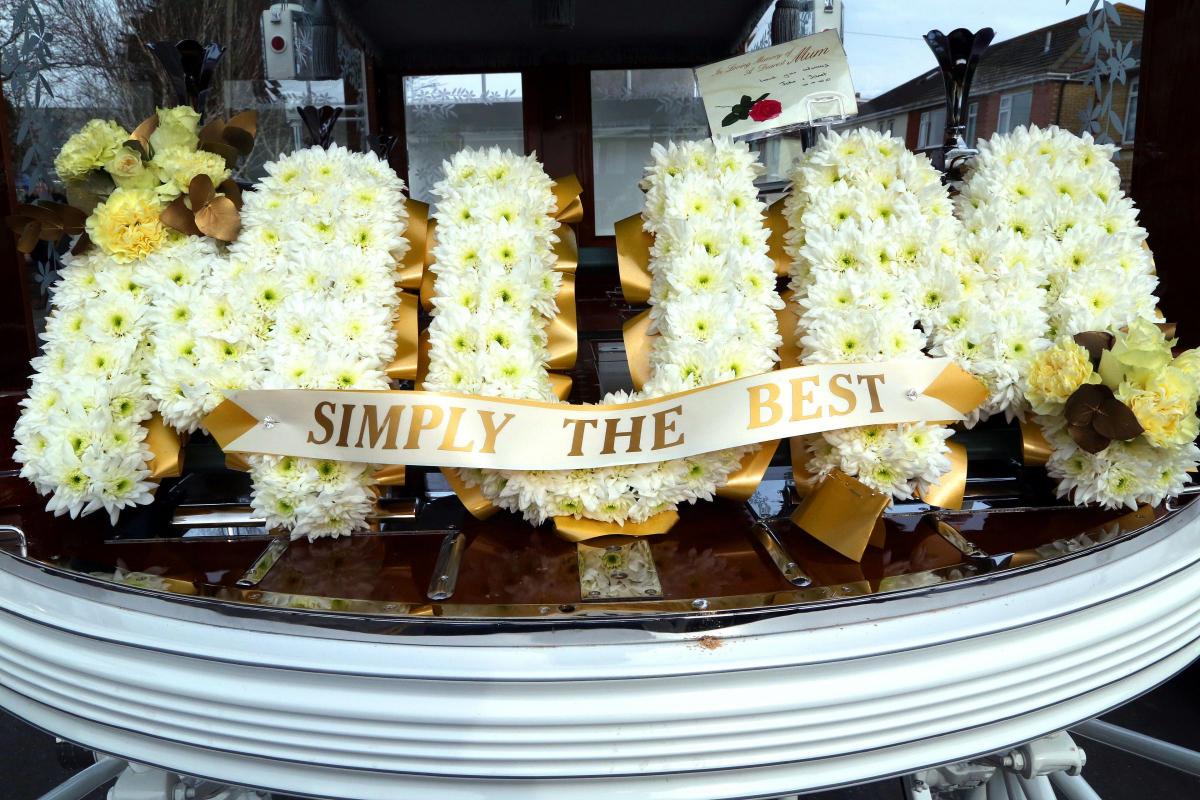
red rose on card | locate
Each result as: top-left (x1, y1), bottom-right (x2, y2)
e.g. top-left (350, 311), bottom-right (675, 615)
top-left (749, 98), bottom-right (782, 122)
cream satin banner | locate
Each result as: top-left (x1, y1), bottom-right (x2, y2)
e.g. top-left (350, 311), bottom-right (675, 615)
top-left (204, 359), bottom-right (986, 471)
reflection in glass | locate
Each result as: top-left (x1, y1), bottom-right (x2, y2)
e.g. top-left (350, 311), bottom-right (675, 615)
top-left (403, 73), bottom-right (524, 204)
top-left (590, 69), bottom-right (709, 236)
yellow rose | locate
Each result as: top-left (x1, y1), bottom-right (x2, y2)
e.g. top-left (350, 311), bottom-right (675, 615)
top-left (85, 188), bottom-right (169, 263)
top-left (1026, 337), bottom-right (1099, 415)
top-left (150, 147), bottom-right (231, 199)
top-left (1118, 365), bottom-right (1200, 448)
top-left (54, 119), bottom-right (129, 181)
top-left (149, 105), bottom-right (201, 153)
top-left (104, 148), bottom-right (158, 190)
top-left (1099, 318), bottom-right (1175, 387)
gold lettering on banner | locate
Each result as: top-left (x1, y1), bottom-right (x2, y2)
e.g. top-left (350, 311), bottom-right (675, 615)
top-left (356, 405), bottom-right (404, 450)
top-left (335, 403), bottom-right (356, 447)
top-left (652, 406), bottom-right (685, 451)
top-left (790, 375), bottom-right (821, 421)
top-left (857, 374), bottom-right (886, 413)
top-left (405, 405), bottom-right (444, 449)
top-left (829, 373), bottom-right (856, 416)
top-left (748, 383), bottom-right (783, 429)
top-left (478, 411), bottom-right (515, 454)
top-left (601, 415), bottom-right (645, 455)
top-left (308, 401), bottom-right (336, 445)
top-left (564, 418), bottom-right (599, 456)
top-left (439, 407), bottom-right (476, 453)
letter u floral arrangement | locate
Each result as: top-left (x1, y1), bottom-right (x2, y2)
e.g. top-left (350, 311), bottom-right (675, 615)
top-left (13, 114), bottom-right (1200, 561)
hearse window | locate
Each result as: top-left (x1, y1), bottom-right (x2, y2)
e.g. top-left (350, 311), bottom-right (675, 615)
top-left (403, 73), bottom-right (524, 205)
top-left (590, 68), bottom-right (709, 236)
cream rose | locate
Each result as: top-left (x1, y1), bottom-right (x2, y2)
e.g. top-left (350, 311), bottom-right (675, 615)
top-left (104, 148), bottom-right (158, 190)
top-left (149, 105), bottom-right (201, 153)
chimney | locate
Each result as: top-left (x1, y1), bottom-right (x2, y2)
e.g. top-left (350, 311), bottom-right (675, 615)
top-left (1044, 31), bottom-right (1053, 54)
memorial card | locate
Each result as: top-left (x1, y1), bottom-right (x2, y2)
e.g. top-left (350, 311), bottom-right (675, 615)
top-left (695, 29), bottom-right (858, 139)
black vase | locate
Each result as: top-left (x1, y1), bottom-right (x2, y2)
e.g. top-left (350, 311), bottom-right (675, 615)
top-left (923, 27), bottom-right (994, 172)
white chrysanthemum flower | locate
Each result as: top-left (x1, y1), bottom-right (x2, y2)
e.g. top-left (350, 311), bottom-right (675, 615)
top-left (785, 127), bottom-right (958, 500)
top-left (213, 144), bottom-right (410, 540)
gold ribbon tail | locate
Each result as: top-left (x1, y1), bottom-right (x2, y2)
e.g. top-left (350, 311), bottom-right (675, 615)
top-left (202, 399), bottom-right (259, 451)
top-left (441, 467), bottom-right (499, 520)
top-left (553, 511), bottom-right (679, 542)
top-left (717, 441), bottom-right (780, 502)
top-left (145, 413), bottom-right (183, 479)
top-left (922, 362), bottom-right (990, 417)
top-left (1020, 418), bottom-right (1052, 467)
top-left (918, 440), bottom-right (968, 510)
top-left (791, 469), bottom-right (890, 562)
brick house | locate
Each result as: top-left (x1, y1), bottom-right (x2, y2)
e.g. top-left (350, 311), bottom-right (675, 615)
top-left (845, 4), bottom-right (1142, 184)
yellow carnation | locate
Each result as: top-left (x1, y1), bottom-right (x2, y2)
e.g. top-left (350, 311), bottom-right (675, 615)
top-left (1119, 365), bottom-right (1200, 448)
top-left (54, 119), bottom-right (129, 181)
top-left (1026, 337), bottom-right (1098, 415)
top-left (149, 105), bottom-right (201, 153)
top-left (151, 146), bottom-right (231, 199)
top-left (85, 188), bottom-right (169, 263)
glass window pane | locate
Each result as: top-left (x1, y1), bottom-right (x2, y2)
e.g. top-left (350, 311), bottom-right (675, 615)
top-left (403, 73), bottom-right (524, 205)
top-left (590, 68), bottom-right (709, 237)
top-left (1010, 90), bottom-right (1033, 130)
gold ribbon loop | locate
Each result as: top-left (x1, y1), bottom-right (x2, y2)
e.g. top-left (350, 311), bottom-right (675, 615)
top-left (419, 219), bottom-right (438, 312)
top-left (615, 213), bottom-right (653, 304)
top-left (553, 225), bottom-right (579, 274)
top-left (551, 174), bottom-right (584, 224)
top-left (546, 274), bottom-right (578, 371)
top-left (398, 199), bottom-right (429, 290)
top-left (622, 309), bottom-right (654, 391)
top-left (385, 292), bottom-right (421, 381)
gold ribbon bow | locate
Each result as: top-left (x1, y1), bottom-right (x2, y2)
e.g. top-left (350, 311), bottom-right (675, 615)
top-left (161, 174), bottom-right (243, 242)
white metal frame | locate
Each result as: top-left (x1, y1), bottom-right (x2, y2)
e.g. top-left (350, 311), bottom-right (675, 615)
top-left (2, 501), bottom-right (1199, 800)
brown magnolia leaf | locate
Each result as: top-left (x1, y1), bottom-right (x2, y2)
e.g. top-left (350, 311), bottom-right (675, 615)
top-left (194, 195), bottom-right (240, 241)
top-left (17, 220), bottom-right (41, 253)
top-left (161, 195), bottom-right (202, 237)
top-left (200, 139), bottom-right (241, 170)
top-left (1092, 394), bottom-right (1144, 441)
top-left (218, 179), bottom-right (243, 210)
top-left (1067, 421), bottom-right (1111, 454)
top-left (1157, 322), bottom-right (1178, 341)
top-left (1063, 383), bottom-right (1143, 454)
top-left (188, 174), bottom-right (216, 207)
top-left (70, 231), bottom-right (92, 256)
top-left (1073, 331), bottom-right (1114, 365)
top-left (224, 110), bottom-right (257, 154)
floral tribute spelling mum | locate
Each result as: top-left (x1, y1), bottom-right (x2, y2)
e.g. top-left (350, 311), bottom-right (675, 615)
top-left (425, 139), bottom-right (781, 525)
top-left (14, 108), bottom-right (236, 521)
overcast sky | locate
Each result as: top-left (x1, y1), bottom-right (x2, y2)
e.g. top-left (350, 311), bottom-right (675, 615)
top-left (841, 0), bottom-right (1146, 98)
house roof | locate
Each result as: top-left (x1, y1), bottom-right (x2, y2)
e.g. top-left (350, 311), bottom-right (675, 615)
top-left (858, 4), bottom-right (1144, 119)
